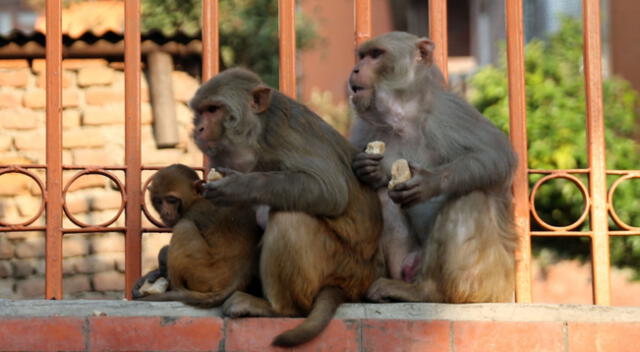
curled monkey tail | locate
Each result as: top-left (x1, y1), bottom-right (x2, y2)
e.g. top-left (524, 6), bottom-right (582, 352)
top-left (272, 286), bottom-right (344, 347)
top-left (138, 290), bottom-right (229, 308)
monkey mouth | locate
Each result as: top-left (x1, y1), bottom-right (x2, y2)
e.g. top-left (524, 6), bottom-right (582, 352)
top-left (350, 84), bottom-right (370, 97)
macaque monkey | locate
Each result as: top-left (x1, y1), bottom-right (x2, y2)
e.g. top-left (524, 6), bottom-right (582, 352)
top-left (132, 164), bottom-right (261, 307)
top-left (190, 68), bottom-right (382, 346)
top-left (349, 32), bottom-right (518, 303)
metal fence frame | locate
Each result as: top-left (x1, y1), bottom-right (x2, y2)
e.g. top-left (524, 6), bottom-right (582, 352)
top-left (0, 0), bottom-right (634, 305)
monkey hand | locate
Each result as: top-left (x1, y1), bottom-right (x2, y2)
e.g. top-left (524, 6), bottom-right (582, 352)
top-left (388, 163), bottom-right (442, 207)
top-left (352, 152), bottom-right (389, 189)
top-left (202, 168), bottom-right (252, 205)
top-left (131, 269), bottom-right (165, 299)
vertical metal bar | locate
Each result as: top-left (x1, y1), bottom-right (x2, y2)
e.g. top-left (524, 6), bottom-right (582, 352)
top-left (429, 0), bottom-right (448, 81)
top-left (583, 0), bottom-right (610, 305)
top-left (124, 0), bottom-right (142, 299)
top-left (505, 0), bottom-right (532, 303)
top-left (354, 0), bottom-right (372, 46)
top-left (201, 0), bottom-right (219, 81)
top-left (201, 0), bottom-right (219, 170)
top-left (45, 0), bottom-right (63, 300)
top-left (278, 0), bottom-right (296, 98)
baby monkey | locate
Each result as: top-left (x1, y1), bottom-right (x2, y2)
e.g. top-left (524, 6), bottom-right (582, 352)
top-left (132, 164), bottom-right (261, 307)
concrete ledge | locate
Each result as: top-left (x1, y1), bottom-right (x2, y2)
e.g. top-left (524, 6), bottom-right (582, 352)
top-left (1, 300), bottom-right (639, 351)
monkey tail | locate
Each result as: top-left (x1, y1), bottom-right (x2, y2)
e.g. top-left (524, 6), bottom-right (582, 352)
top-left (272, 286), bottom-right (344, 347)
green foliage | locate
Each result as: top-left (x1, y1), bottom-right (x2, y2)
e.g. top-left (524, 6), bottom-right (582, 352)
top-left (468, 17), bottom-right (640, 272)
top-left (141, 0), bottom-right (317, 87)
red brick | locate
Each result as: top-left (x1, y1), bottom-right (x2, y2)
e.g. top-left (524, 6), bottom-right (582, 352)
top-left (0, 317), bottom-right (85, 351)
top-left (14, 131), bottom-right (45, 151)
top-left (226, 318), bottom-right (359, 352)
top-left (15, 276), bottom-right (44, 298)
top-left (63, 128), bottom-right (105, 149)
top-left (0, 238), bottom-right (14, 259)
top-left (0, 59), bottom-right (28, 68)
top-left (0, 173), bottom-right (32, 196)
top-left (78, 66), bottom-right (115, 86)
top-left (0, 90), bottom-right (22, 108)
top-left (63, 58), bottom-right (109, 70)
top-left (83, 104), bottom-right (123, 125)
top-left (36, 70), bottom-right (76, 88)
top-left (453, 321), bottom-right (564, 352)
top-left (569, 322), bottom-right (640, 352)
top-left (89, 316), bottom-right (222, 351)
top-left (93, 270), bottom-right (124, 291)
top-left (22, 89), bottom-right (46, 109)
top-left (1, 108), bottom-right (40, 130)
top-left (64, 274), bottom-right (91, 293)
top-left (85, 87), bottom-right (123, 105)
top-left (363, 319), bottom-right (450, 352)
top-left (0, 68), bottom-right (30, 87)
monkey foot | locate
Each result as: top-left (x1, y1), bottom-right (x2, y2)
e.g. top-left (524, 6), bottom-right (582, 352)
top-left (366, 278), bottom-right (395, 302)
top-left (222, 291), bottom-right (275, 318)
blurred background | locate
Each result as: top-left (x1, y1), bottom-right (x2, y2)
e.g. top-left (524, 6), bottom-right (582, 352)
top-left (0, 0), bottom-right (638, 305)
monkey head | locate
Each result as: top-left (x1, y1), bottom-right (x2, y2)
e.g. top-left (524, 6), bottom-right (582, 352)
top-left (348, 32), bottom-right (438, 116)
top-left (190, 68), bottom-right (272, 172)
top-left (149, 164), bottom-right (201, 227)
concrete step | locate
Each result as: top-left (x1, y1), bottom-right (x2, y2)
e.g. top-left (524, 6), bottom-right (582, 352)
top-left (1, 300), bottom-right (639, 351)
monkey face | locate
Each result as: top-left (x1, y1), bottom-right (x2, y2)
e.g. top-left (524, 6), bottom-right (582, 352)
top-left (349, 47), bottom-right (384, 112)
top-left (193, 103), bottom-right (225, 155)
top-left (151, 193), bottom-right (182, 227)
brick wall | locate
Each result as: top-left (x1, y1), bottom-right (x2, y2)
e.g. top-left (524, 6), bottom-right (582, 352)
top-left (0, 58), bottom-right (203, 299)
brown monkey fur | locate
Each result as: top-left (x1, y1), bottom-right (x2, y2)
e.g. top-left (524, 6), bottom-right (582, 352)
top-left (349, 32), bottom-right (518, 303)
top-left (132, 164), bottom-right (261, 307)
top-left (191, 68), bottom-right (382, 346)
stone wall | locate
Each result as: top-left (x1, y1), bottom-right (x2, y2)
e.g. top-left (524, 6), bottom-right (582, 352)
top-left (0, 58), bottom-right (204, 299)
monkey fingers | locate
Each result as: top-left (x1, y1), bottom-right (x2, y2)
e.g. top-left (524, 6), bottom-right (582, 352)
top-left (388, 181), bottom-right (422, 207)
top-left (353, 152), bottom-right (388, 188)
top-left (202, 176), bottom-right (249, 205)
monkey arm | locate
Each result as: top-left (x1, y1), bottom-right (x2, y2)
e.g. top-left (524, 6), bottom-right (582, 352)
top-left (203, 170), bottom-right (349, 217)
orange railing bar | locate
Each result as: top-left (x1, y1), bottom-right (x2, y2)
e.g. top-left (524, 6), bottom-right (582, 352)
top-left (202, 0), bottom-right (219, 82)
top-left (583, 0), bottom-right (611, 305)
top-left (201, 0), bottom-right (219, 170)
top-left (45, 0), bottom-right (63, 300)
top-left (428, 0), bottom-right (448, 81)
top-left (354, 0), bottom-right (372, 46)
top-left (278, 0), bottom-right (296, 98)
top-left (505, 0), bottom-right (532, 303)
top-left (124, 0), bottom-right (142, 299)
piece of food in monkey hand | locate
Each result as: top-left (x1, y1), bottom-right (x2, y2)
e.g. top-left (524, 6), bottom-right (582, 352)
top-left (365, 141), bottom-right (386, 155)
top-left (388, 159), bottom-right (411, 189)
top-left (138, 277), bottom-right (169, 296)
top-left (207, 168), bottom-right (224, 182)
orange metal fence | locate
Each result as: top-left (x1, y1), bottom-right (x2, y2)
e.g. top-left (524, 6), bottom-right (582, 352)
top-left (0, 0), bottom-right (634, 305)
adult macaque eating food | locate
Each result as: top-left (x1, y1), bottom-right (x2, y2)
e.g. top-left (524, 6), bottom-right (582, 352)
top-left (191, 68), bottom-right (382, 346)
top-left (350, 31), bottom-right (518, 303)
top-left (132, 164), bottom-right (261, 307)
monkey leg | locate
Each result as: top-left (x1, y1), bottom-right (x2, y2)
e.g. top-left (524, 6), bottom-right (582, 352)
top-left (378, 190), bottom-right (417, 281)
top-left (420, 191), bottom-right (517, 303)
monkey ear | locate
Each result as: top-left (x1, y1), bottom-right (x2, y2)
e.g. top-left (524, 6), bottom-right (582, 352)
top-left (251, 85), bottom-right (272, 113)
top-left (417, 39), bottom-right (435, 66)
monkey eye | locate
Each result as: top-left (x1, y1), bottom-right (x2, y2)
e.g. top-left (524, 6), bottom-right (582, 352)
top-left (205, 105), bottom-right (219, 114)
top-left (369, 49), bottom-right (385, 59)
top-left (166, 196), bottom-right (180, 204)
top-left (358, 52), bottom-right (365, 60)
